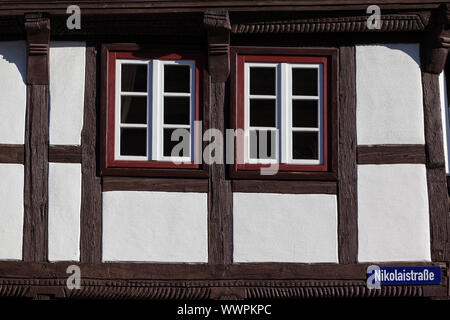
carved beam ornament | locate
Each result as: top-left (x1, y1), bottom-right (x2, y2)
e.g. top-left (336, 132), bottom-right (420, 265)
top-left (203, 10), bottom-right (231, 83)
top-left (24, 13), bottom-right (50, 84)
top-left (422, 4), bottom-right (450, 74)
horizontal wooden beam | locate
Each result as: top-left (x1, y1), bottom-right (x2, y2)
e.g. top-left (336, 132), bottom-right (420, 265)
top-left (0, 144), bottom-right (24, 164)
top-left (0, 261), bottom-right (446, 299)
top-left (357, 145), bottom-right (426, 165)
top-left (0, 261), bottom-right (444, 281)
top-left (102, 176), bottom-right (209, 193)
top-left (48, 145), bottom-right (82, 163)
top-left (232, 180), bottom-right (337, 194)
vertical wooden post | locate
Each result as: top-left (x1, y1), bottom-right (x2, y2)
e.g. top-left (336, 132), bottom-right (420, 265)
top-left (80, 45), bottom-right (102, 263)
top-left (204, 10), bottom-right (233, 265)
top-left (338, 46), bottom-right (358, 264)
top-left (421, 4), bottom-right (449, 262)
top-left (22, 13), bottom-right (50, 262)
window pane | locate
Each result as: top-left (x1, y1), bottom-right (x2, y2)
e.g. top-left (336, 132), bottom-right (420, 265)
top-left (250, 99), bottom-right (276, 127)
top-left (121, 64), bottom-right (147, 92)
top-left (292, 68), bottom-right (318, 96)
top-left (121, 96), bottom-right (147, 124)
top-left (292, 100), bottom-right (318, 128)
top-left (164, 65), bottom-right (190, 93)
top-left (164, 97), bottom-right (190, 125)
top-left (163, 128), bottom-right (190, 157)
top-left (249, 130), bottom-right (276, 160)
top-left (292, 132), bottom-right (318, 160)
top-left (120, 128), bottom-right (146, 156)
top-left (250, 67), bottom-right (276, 96)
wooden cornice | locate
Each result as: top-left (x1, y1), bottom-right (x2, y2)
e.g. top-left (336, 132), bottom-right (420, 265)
top-left (232, 13), bottom-right (430, 34)
top-left (0, 261), bottom-right (446, 299)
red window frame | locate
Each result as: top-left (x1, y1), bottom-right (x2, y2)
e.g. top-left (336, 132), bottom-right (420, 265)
top-left (106, 50), bottom-right (202, 170)
top-left (230, 47), bottom-right (338, 180)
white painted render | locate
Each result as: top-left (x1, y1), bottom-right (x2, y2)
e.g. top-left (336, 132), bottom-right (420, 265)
top-left (48, 163), bottom-right (82, 261)
top-left (102, 191), bottom-right (208, 262)
top-left (355, 44), bottom-right (425, 145)
top-left (0, 41), bottom-right (27, 144)
top-left (0, 164), bottom-right (24, 260)
top-left (233, 193), bottom-right (338, 263)
top-left (357, 164), bottom-right (431, 262)
top-left (49, 42), bottom-right (86, 145)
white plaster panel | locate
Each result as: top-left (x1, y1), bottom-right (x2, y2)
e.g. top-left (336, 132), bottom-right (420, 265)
top-left (233, 193), bottom-right (338, 263)
top-left (0, 41), bottom-right (27, 144)
top-left (48, 163), bottom-right (81, 261)
top-left (356, 44), bottom-right (425, 145)
top-left (0, 164), bottom-right (24, 260)
top-left (102, 191), bottom-right (208, 262)
top-left (49, 42), bottom-right (86, 145)
top-left (358, 164), bottom-right (431, 262)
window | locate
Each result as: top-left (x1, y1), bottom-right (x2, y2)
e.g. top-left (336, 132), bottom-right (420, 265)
top-left (233, 52), bottom-right (333, 176)
top-left (105, 51), bottom-right (202, 170)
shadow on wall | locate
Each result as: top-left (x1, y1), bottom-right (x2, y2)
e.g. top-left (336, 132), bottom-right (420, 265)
top-left (383, 43), bottom-right (421, 66)
top-left (0, 41), bottom-right (27, 84)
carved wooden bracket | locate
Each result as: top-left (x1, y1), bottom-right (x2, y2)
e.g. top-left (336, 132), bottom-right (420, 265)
top-left (204, 10), bottom-right (231, 83)
top-left (422, 4), bottom-right (450, 74)
top-left (24, 13), bottom-right (50, 85)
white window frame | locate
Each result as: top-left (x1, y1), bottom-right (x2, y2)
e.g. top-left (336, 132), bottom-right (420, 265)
top-left (244, 62), bottom-right (280, 165)
top-left (114, 59), bottom-right (196, 162)
top-left (439, 71), bottom-right (450, 175)
top-left (244, 62), bottom-right (324, 165)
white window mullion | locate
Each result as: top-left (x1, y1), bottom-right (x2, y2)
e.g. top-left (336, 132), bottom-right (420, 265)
top-left (282, 63), bottom-right (291, 164)
top-left (318, 63), bottom-right (324, 164)
top-left (114, 59), bottom-right (122, 160)
top-left (152, 59), bottom-right (161, 161)
top-left (190, 61), bottom-right (196, 163)
top-left (244, 63), bottom-right (250, 164)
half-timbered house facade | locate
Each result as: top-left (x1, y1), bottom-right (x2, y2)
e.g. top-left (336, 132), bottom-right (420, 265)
top-left (0, 0), bottom-right (449, 299)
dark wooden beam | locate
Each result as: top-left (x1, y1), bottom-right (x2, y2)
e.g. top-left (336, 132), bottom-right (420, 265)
top-left (22, 13), bottom-right (50, 262)
top-left (357, 145), bottom-right (427, 164)
top-left (204, 10), bottom-right (233, 265)
top-left (48, 145), bottom-right (82, 163)
top-left (103, 177), bottom-right (209, 193)
top-left (0, 260), bottom-right (445, 281)
top-left (0, 144), bottom-right (24, 164)
top-left (337, 46), bottom-right (358, 264)
top-left (232, 180), bottom-right (337, 194)
top-left (80, 45), bottom-right (102, 263)
top-left (421, 71), bottom-right (448, 262)
top-left (0, 0), bottom-right (441, 16)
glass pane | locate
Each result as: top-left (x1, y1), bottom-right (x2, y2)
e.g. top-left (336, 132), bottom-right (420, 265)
top-left (292, 132), bottom-right (318, 160)
top-left (121, 96), bottom-right (147, 124)
top-left (164, 97), bottom-right (190, 125)
top-left (121, 64), bottom-right (147, 92)
top-left (292, 100), bottom-right (318, 128)
top-left (120, 128), bottom-right (146, 156)
top-left (249, 130), bottom-right (276, 160)
top-left (164, 65), bottom-right (190, 93)
top-left (250, 67), bottom-right (276, 95)
top-left (292, 68), bottom-right (318, 96)
top-left (250, 99), bottom-right (276, 127)
top-left (163, 128), bottom-right (190, 157)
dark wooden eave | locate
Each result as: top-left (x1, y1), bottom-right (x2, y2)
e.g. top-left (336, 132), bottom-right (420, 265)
top-left (0, 0), bottom-right (445, 15)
